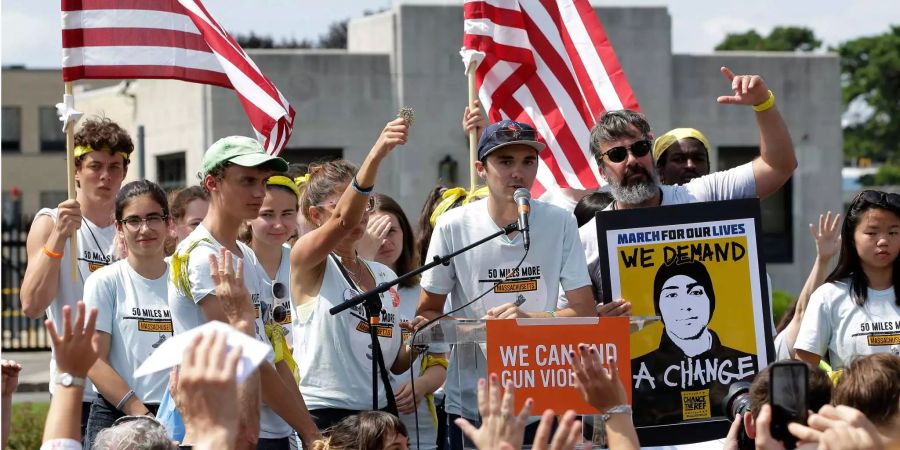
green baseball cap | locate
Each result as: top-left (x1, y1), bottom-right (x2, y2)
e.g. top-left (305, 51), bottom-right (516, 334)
top-left (201, 136), bottom-right (288, 176)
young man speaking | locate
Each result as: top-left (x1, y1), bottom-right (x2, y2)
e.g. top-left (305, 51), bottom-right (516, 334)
top-left (416, 120), bottom-right (595, 450)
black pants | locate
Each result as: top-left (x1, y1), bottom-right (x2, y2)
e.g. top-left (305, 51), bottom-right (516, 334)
top-left (256, 436), bottom-right (291, 450)
top-left (85, 394), bottom-right (159, 449)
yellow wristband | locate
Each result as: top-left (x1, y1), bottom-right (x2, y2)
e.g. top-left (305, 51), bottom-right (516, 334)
top-left (752, 90), bottom-right (775, 112)
top-left (42, 246), bottom-right (64, 259)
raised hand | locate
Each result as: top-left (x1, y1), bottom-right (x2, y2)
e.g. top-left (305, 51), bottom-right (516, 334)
top-left (178, 331), bottom-right (243, 450)
top-left (373, 117), bottom-right (409, 158)
top-left (455, 374), bottom-right (533, 450)
top-left (209, 249), bottom-right (255, 330)
top-left (356, 214), bottom-right (392, 260)
top-left (45, 302), bottom-right (98, 378)
top-left (570, 343), bottom-right (627, 412)
top-left (532, 409), bottom-right (584, 450)
top-left (810, 211), bottom-right (841, 260)
top-left (1, 360), bottom-right (22, 396)
top-left (716, 66), bottom-right (772, 107)
top-left (787, 404), bottom-right (885, 450)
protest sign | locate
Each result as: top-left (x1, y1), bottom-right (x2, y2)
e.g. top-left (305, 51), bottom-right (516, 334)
top-left (485, 317), bottom-right (630, 414)
top-left (596, 199), bottom-right (774, 445)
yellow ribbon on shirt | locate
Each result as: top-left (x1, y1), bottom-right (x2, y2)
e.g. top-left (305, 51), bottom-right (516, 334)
top-left (170, 238), bottom-right (212, 298)
top-left (265, 323), bottom-right (299, 384)
top-left (420, 354), bottom-right (449, 427)
top-left (429, 186), bottom-right (489, 226)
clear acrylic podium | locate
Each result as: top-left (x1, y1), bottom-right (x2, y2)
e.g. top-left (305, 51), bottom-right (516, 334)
top-left (410, 316), bottom-right (660, 449)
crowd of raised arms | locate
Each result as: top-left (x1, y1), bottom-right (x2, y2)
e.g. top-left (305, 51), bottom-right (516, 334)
top-left (2, 67), bottom-right (898, 450)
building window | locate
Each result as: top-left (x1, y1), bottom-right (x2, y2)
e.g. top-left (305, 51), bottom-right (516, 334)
top-left (40, 191), bottom-right (69, 209)
top-left (39, 107), bottom-right (66, 152)
top-left (157, 152), bottom-right (186, 191)
top-left (718, 146), bottom-right (793, 263)
top-left (2, 107), bottom-right (21, 151)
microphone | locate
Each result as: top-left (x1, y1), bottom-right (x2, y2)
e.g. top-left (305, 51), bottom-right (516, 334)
top-left (513, 188), bottom-right (531, 251)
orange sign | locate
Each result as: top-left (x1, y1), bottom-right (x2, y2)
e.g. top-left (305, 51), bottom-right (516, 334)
top-left (485, 317), bottom-right (631, 415)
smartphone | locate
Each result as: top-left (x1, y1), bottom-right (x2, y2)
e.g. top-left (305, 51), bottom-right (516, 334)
top-left (769, 361), bottom-right (808, 448)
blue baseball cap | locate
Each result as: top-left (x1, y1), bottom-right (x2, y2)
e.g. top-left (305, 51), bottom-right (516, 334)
top-left (477, 120), bottom-right (546, 162)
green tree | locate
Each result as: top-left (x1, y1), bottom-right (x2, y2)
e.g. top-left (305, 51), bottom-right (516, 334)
top-left (837, 26), bottom-right (900, 162)
top-left (715, 26), bottom-right (821, 52)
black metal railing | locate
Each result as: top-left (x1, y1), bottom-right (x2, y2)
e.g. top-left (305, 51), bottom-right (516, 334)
top-left (2, 217), bottom-right (51, 351)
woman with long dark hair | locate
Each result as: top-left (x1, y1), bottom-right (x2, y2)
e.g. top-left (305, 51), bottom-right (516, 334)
top-left (82, 180), bottom-right (173, 447)
top-left (796, 190), bottom-right (900, 369)
top-left (357, 193), bottom-right (445, 450)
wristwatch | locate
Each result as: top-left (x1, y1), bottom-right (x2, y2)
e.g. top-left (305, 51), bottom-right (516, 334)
top-left (55, 372), bottom-right (86, 388)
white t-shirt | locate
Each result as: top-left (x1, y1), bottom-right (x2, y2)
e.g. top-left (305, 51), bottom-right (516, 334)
top-left (83, 260), bottom-right (171, 404)
top-left (390, 285), bottom-right (437, 450)
top-left (167, 224), bottom-right (287, 439)
top-left (292, 256), bottom-right (404, 411)
top-left (34, 208), bottom-right (118, 401)
top-left (572, 162), bottom-right (757, 304)
top-left (420, 198), bottom-right (591, 418)
top-left (795, 281), bottom-right (900, 369)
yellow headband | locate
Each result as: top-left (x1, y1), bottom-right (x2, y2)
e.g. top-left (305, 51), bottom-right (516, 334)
top-left (652, 128), bottom-right (711, 162)
top-left (74, 144), bottom-right (130, 161)
top-left (267, 175), bottom-right (301, 199)
top-left (429, 186), bottom-right (489, 226)
top-left (294, 174), bottom-right (310, 186)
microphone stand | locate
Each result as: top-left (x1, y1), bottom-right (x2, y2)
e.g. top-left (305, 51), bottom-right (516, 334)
top-left (329, 221), bottom-right (520, 412)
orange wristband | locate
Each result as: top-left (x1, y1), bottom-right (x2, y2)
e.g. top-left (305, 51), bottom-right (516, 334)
top-left (42, 246), bottom-right (64, 259)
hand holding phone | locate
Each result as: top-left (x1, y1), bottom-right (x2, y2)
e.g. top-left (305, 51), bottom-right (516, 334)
top-left (769, 361), bottom-right (809, 449)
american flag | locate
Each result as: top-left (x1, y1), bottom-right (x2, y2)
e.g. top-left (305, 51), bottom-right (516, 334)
top-left (61, 0), bottom-right (295, 156)
top-left (463, 0), bottom-right (640, 196)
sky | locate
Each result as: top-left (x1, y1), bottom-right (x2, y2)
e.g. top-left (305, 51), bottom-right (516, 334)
top-left (2, 0), bottom-right (898, 68)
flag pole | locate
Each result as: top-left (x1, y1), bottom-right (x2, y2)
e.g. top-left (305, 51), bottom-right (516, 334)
top-left (64, 82), bottom-right (78, 282)
top-left (466, 60), bottom-right (478, 192)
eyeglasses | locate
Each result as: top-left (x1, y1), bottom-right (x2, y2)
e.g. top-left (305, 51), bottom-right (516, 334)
top-left (854, 190), bottom-right (900, 208)
top-left (119, 214), bottom-right (168, 231)
top-left (317, 197), bottom-right (376, 213)
top-left (599, 140), bottom-right (652, 163)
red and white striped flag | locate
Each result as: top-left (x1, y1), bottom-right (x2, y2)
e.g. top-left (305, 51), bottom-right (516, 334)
top-left (61, 0), bottom-right (295, 155)
top-left (463, 0), bottom-right (639, 196)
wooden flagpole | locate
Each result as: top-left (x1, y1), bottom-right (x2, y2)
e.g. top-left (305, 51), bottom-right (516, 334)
top-left (466, 60), bottom-right (478, 192)
top-left (64, 82), bottom-right (78, 282)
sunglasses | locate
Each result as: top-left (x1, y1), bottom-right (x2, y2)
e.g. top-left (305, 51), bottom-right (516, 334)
top-left (599, 140), bottom-right (652, 164)
top-left (272, 281), bottom-right (288, 323)
top-left (854, 190), bottom-right (900, 209)
top-left (317, 197), bottom-right (376, 213)
top-left (488, 127), bottom-right (538, 142)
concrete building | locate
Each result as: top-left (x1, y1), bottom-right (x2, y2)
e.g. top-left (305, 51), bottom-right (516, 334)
top-left (1, 3), bottom-right (843, 295)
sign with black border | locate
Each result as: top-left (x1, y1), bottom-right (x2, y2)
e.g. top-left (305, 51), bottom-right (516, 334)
top-left (596, 198), bottom-right (775, 446)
